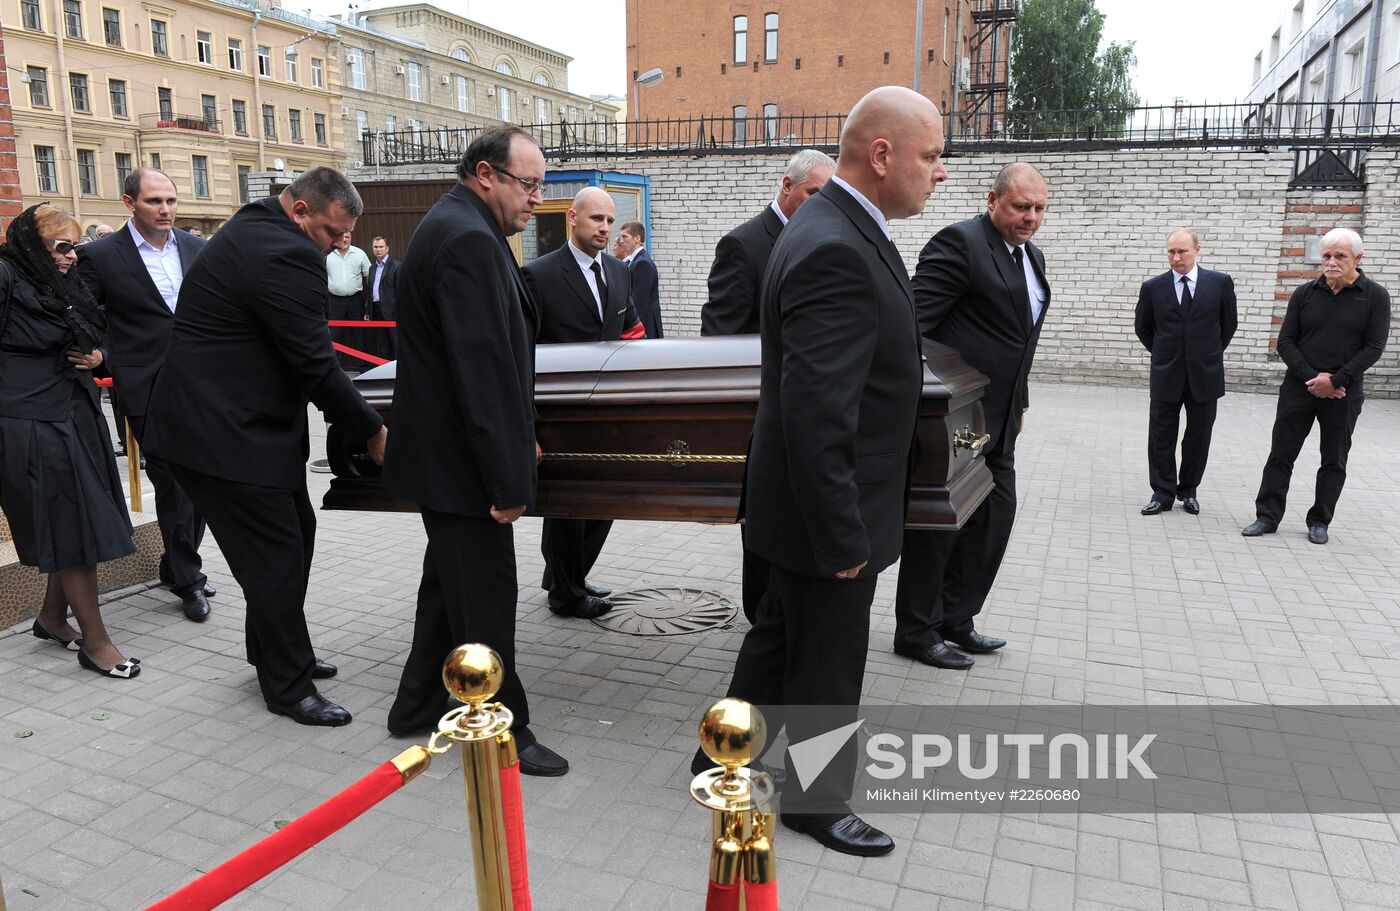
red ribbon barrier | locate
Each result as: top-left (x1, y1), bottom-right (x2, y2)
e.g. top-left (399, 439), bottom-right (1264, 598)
top-left (145, 760), bottom-right (407, 911)
top-left (331, 342), bottom-right (390, 367)
top-left (499, 763), bottom-right (532, 910)
top-left (704, 881), bottom-right (741, 911)
top-left (744, 880), bottom-right (778, 911)
top-left (327, 320), bottom-right (398, 328)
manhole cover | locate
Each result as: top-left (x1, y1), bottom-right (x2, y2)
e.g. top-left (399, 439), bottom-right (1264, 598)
top-left (590, 586), bottom-right (738, 636)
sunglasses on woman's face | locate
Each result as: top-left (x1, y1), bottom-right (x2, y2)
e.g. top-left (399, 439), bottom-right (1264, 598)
top-left (49, 240), bottom-right (78, 255)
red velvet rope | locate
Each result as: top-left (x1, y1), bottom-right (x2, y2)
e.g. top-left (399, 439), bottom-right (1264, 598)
top-left (743, 880), bottom-right (779, 911)
top-left (499, 763), bottom-right (532, 910)
top-left (704, 880), bottom-right (741, 911)
top-left (330, 342), bottom-right (390, 367)
top-left (144, 761), bottom-right (406, 911)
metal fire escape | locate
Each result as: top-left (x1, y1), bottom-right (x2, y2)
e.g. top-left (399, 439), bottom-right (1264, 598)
top-left (956, 0), bottom-right (1018, 141)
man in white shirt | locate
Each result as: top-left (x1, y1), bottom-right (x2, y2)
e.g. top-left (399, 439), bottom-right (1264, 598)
top-left (326, 232), bottom-right (372, 369)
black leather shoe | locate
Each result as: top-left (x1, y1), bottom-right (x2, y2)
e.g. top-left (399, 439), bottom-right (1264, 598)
top-left (181, 589), bottom-right (211, 622)
top-left (944, 630), bottom-right (1007, 654)
top-left (782, 813), bottom-right (894, 857)
top-left (312, 658), bottom-right (338, 679)
top-left (203, 584), bottom-right (217, 599)
top-left (689, 749), bottom-right (787, 788)
top-left (1181, 496), bottom-right (1200, 515)
top-left (894, 640), bottom-right (974, 669)
top-left (267, 693), bottom-right (352, 726)
top-left (518, 741), bottom-right (569, 777)
top-left (550, 595), bottom-right (614, 619)
top-left (1308, 524), bottom-right (1329, 545)
top-left (1141, 499), bottom-right (1171, 516)
top-left (1241, 519), bottom-right (1277, 537)
top-left (584, 582), bottom-right (612, 598)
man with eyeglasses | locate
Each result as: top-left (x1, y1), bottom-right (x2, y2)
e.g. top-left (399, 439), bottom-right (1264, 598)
top-left (382, 125), bottom-right (569, 778)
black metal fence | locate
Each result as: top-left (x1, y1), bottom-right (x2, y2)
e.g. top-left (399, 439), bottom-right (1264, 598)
top-left (358, 101), bottom-right (1400, 168)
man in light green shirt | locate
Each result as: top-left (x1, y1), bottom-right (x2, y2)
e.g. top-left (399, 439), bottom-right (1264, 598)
top-left (327, 231), bottom-right (372, 369)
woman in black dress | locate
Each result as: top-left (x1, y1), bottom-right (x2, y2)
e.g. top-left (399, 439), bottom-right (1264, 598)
top-left (0, 203), bottom-right (140, 678)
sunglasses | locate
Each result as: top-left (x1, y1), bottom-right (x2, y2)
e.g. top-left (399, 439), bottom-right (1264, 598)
top-left (49, 239), bottom-right (78, 255)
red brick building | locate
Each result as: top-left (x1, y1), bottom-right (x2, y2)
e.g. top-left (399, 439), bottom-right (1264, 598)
top-left (624, 1), bottom-right (975, 123)
top-left (0, 28), bottom-right (25, 227)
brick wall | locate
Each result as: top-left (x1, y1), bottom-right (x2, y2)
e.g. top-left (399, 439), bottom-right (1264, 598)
top-left (353, 144), bottom-right (1400, 396)
top-left (0, 29), bottom-right (26, 227)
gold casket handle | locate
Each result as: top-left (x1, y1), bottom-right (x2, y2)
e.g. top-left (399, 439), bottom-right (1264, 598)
top-left (953, 426), bottom-right (990, 453)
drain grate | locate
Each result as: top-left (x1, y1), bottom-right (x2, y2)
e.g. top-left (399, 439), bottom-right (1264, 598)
top-left (589, 586), bottom-right (739, 636)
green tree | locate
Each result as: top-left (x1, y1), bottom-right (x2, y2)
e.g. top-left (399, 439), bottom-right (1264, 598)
top-left (1007, 0), bottom-right (1139, 138)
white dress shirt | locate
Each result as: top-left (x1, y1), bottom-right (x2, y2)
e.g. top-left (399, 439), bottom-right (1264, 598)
top-left (829, 175), bottom-right (891, 240)
top-left (1173, 265), bottom-right (1199, 305)
top-left (567, 238), bottom-right (606, 319)
top-left (769, 199), bottom-right (788, 226)
top-left (126, 220), bottom-right (183, 312)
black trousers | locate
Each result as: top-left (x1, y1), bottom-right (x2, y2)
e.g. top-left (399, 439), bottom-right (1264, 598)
top-left (739, 525), bottom-right (770, 623)
top-left (725, 563), bottom-right (876, 819)
top-left (329, 292), bottom-right (366, 368)
top-left (894, 444), bottom-right (1017, 649)
top-left (541, 517), bottom-right (612, 611)
top-left (370, 299), bottom-right (397, 362)
top-left (168, 464), bottom-right (318, 707)
top-left (1254, 380), bottom-right (1363, 527)
top-left (129, 415), bottom-right (207, 596)
top-left (390, 508), bottom-right (534, 747)
top-left (1147, 394), bottom-right (1218, 503)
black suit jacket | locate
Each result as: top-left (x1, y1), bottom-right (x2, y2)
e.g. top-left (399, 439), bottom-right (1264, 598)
top-left (1134, 268), bottom-right (1237, 402)
top-left (369, 255), bottom-right (400, 317)
top-left (74, 225), bottom-right (206, 416)
top-left (143, 197), bottom-right (382, 489)
top-left (744, 181), bottom-right (923, 578)
top-left (701, 205), bottom-right (784, 336)
top-left (522, 245), bottom-right (639, 343)
top-left (913, 212), bottom-right (1051, 454)
top-left (627, 248), bottom-right (663, 338)
top-left (382, 183), bottom-right (538, 516)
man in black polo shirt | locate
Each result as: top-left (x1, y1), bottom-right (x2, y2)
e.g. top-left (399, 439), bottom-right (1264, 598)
top-left (1243, 228), bottom-right (1390, 545)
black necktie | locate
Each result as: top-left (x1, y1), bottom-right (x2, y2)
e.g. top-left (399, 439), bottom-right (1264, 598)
top-left (1011, 246), bottom-right (1032, 321)
top-left (590, 260), bottom-right (607, 318)
top-left (1180, 275), bottom-right (1193, 310)
top-left (1012, 246), bottom-right (1024, 271)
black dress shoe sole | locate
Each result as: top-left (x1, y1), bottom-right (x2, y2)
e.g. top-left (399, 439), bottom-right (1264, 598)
top-left (781, 817), bottom-right (895, 857)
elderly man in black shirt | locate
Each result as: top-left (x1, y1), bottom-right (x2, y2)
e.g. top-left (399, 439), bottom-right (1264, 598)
top-left (1243, 227), bottom-right (1390, 545)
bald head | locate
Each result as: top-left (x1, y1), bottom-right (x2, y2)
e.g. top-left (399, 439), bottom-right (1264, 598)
top-left (836, 86), bottom-right (948, 220)
top-left (569, 186), bottom-right (616, 256)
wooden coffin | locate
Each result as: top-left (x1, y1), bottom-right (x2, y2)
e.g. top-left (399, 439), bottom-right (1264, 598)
top-left (323, 336), bottom-right (994, 530)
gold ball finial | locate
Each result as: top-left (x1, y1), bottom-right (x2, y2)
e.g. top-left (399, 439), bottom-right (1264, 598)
top-left (698, 698), bottom-right (766, 772)
top-left (441, 644), bottom-right (504, 707)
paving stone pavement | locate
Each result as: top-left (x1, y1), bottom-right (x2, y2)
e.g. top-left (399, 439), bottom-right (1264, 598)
top-left (3, 381), bottom-right (1400, 911)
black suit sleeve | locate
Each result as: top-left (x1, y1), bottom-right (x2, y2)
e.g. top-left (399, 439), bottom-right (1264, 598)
top-left (1134, 281), bottom-right (1155, 351)
top-left (631, 257), bottom-right (658, 318)
top-left (437, 231), bottom-right (535, 509)
top-left (703, 232), bottom-right (755, 336)
top-left (618, 267), bottom-right (644, 338)
top-left (1220, 274), bottom-right (1238, 349)
top-left (257, 246), bottom-right (381, 442)
top-left (911, 225), bottom-right (972, 338)
top-left (73, 253), bottom-right (105, 309)
top-left (778, 240), bottom-right (879, 574)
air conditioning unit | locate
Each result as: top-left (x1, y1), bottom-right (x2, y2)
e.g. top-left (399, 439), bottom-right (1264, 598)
top-left (440, 75), bottom-right (451, 85)
top-left (340, 105), bottom-right (351, 119)
top-left (394, 64), bottom-right (406, 76)
top-left (346, 54), bottom-right (356, 64)
top-left (486, 87), bottom-right (496, 97)
top-left (958, 57), bottom-right (970, 88)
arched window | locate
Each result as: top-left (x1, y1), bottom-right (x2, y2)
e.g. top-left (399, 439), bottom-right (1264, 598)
top-left (496, 60), bottom-right (514, 77)
top-left (733, 16), bottom-right (747, 64)
top-left (452, 47), bottom-right (471, 63)
top-left (533, 71), bottom-right (551, 87)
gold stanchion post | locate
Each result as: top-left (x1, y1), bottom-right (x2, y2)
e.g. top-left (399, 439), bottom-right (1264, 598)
top-left (430, 644), bottom-right (516, 911)
top-left (690, 699), bottom-right (778, 903)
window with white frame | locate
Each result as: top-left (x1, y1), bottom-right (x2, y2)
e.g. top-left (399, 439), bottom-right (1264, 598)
top-left (63, 0), bottom-right (82, 39)
top-left (456, 76), bottom-right (471, 113)
top-left (26, 67), bottom-right (49, 107)
top-left (348, 48), bottom-right (366, 90)
top-left (192, 155), bottom-right (210, 197)
top-left (407, 62), bottom-right (422, 101)
top-left (258, 45), bottom-right (272, 77)
top-left (77, 149), bottom-right (97, 194)
top-left (312, 58), bottom-right (324, 88)
top-left (197, 31), bottom-right (212, 64)
top-left (285, 54), bottom-right (298, 83)
top-left (35, 146), bottom-right (59, 192)
top-left (229, 38), bottom-right (244, 71)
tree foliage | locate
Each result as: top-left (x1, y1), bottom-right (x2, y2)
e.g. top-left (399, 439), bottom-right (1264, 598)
top-left (1007, 0), bottom-right (1139, 138)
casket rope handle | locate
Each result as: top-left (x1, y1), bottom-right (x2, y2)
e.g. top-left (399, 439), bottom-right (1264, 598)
top-left (543, 440), bottom-right (746, 469)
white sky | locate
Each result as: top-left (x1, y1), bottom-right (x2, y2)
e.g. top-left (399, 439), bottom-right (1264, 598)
top-left (298, 0), bottom-right (1278, 105)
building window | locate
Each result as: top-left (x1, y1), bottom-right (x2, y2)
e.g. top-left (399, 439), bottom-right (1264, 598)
top-left (884, 51), bottom-right (891, 64)
top-left (456, 75), bottom-right (471, 112)
top-left (258, 45), bottom-right (272, 77)
top-left (1291, 0), bottom-right (1304, 39)
top-left (35, 146), bottom-right (59, 193)
top-left (1270, 29), bottom-right (1281, 63)
top-left (197, 31), bottom-right (212, 64)
top-left (158, 86), bottom-right (172, 120)
top-left (498, 86), bottom-right (511, 120)
top-left (70, 74), bottom-right (91, 113)
top-left (348, 48), bottom-right (366, 90)
top-left (228, 38), bottom-right (243, 71)
top-left (102, 8), bottom-right (121, 46)
top-left (311, 57), bottom-right (324, 88)
top-left (26, 67), bottom-right (49, 107)
top-left (314, 112), bottom-right (327, 145)
top-left (237, 164), bottom-right (250, 203)
top-left (201, 94), bottom-right (217, 128)
top-left (536, 96), bottom-right (547, 123)
top-left (21, 0), bottom-right (41, 30)
top-left (1254, 52), bottom-right (1263, 83)
top-left (1346, 40), bottom-right (1365, 91)
top-left (263, 105), bottom-right (277, 140)
top-left (191, 155), bottom-right (210, 197)
top-left (63, 0), bottom-right (82, 39)
top-left (385, 114), bottom-right (396, 133)
top-left (108, 78), bottom-right (128, 117)
top-left (356, 109), bottom-right (369, 138)
top-left (285, 55), bottom-right (298, 82)
top-left (289, 109), bottom-right (303, 141)
top-left (77, 149), bottom-right (97, 195)
top-left (763, 103), bottom-right (778, 140)
top-left (115, 152), bottom-right (133, 189)
top-left (534, 72), bottom-right (550, 87)
top-left (407, 62), bottom-right (422, 101)
top-left (838, 54), bottom-right (844, 67)
top-left (151, 20), bottom-right (168, 57)
top-left (733, 16), bottom-right (748, 63)
top-left (232, 99), bottom-right (247, 134)
top-left (495, 60), bottom-right (513, 76)
top-left (764, 12), bottom-right (778, 62)
top-left (733, 105), bottom-right (747, 143)
top-left (452, 47), bottom-right (470, 63)
top-left (944, 9), bottom-right (951, 62)
top-left (150, 152), bottom-right (161, 170)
